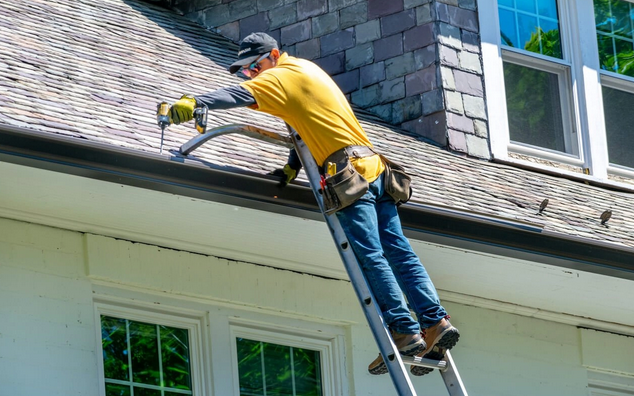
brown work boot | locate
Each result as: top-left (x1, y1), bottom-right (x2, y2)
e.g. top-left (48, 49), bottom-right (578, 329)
top-left (368, 332), bottom-right (426, 375)
top-left (410, 317), bottom-right (460, 377)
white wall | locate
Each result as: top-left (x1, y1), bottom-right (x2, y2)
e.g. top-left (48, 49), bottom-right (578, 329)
top-left (0, 219), bottom-right (100, 395)
top-left (1, 217), bottom-right (633, 396)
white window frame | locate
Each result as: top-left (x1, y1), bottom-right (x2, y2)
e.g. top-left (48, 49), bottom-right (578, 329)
top-left (478, 0), bottom-right (633, 181)
top-left (94, 300), bottom-right (209, 396)
top-left (229, 319), bottom-right (346, 396)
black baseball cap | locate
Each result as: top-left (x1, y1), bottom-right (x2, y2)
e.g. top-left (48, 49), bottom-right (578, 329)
top-left (229, 32), bottom-right (279, 74)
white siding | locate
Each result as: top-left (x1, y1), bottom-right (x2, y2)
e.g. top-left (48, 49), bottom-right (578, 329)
top-left (2, 217), bottom-right (633, 396)
top-left (0, 219), bottom-right (100, 396)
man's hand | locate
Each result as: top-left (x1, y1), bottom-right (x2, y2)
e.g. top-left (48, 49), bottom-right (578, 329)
top-left (269, 164), bottom-right (298, 186)
top-left (169, 95), bottom-right (197, 124)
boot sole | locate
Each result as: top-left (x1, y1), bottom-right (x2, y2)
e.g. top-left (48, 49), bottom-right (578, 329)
top-left (410, 328), bottom-right (460, 377)
top-left (368, 342), bottom-right (427, 375)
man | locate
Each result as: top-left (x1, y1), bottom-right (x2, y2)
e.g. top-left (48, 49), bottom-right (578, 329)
top-left (167, 32), bottom-right (459, 376)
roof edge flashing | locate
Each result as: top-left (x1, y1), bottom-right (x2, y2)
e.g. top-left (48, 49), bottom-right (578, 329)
top-left (2, 122), bottom-right (634, 278)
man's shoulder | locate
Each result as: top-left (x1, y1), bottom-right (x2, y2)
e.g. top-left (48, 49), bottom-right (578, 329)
top-left (280, 55), bottom-right (322, 72)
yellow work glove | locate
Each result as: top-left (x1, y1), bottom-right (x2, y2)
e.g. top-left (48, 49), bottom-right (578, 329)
top-left (169, 94), bottom-right (197, 125)
top-left (269, 164), bottom-right (298, 186)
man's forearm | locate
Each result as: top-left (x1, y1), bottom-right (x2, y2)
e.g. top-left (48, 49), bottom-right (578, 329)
top-left (195, 85), bottom-right (256, 110)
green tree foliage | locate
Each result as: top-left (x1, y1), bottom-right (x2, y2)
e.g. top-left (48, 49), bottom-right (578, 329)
top-left (237, 338), bottom-right (322, 396)
top-left (594, 0), bottom-right (634, 77)
top-left (101, 316), bottom-right (192, 395)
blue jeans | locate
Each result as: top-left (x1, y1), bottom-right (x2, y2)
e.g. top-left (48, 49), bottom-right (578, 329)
top-left (335, 173), bottom-right (447, 334)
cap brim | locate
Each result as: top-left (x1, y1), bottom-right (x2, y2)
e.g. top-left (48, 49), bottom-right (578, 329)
top-left (228, 54), bottom-right (261, 74)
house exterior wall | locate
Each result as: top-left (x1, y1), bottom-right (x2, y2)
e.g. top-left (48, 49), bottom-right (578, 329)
top-left (172, 0), bottom-right (489, 158)
top-left (2, 216), bottom-right (634, 396)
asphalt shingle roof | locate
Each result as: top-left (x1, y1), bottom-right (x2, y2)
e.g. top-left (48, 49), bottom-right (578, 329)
top-left (1, 0), bottom-right (634, 249)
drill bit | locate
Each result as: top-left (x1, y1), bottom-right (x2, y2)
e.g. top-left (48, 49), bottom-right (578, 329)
top-left (156, 102), bottom-right (171, 154)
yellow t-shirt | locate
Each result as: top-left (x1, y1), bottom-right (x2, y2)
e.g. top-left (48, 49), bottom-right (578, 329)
top-left (240, 53), bottom-right (384, 182)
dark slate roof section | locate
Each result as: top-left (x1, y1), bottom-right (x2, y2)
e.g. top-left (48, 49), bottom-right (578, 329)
top-left (1, 0), bottom-right (634, 253)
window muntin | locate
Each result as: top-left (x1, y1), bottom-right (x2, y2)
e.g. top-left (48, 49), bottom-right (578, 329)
top-left (595, 0), bottom-right (634, 77)
top-left (236, 338), bottom-right (323, 396)
top-left (499, 0), bottom-right (563, 58)
top-left (101, 315), bottom-right (193, 396)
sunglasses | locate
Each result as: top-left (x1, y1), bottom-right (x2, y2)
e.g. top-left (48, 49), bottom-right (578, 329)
top-left (241, 52), bottom-right (271, 77)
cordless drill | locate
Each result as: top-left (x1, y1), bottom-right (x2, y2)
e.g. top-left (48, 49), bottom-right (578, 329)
top-left (156, 101), bottom-right (209, 153)
top-left (193, 103), bottom-right (208, 134)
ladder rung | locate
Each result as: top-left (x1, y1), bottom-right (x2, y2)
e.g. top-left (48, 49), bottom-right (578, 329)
top-left (401, 355), bottom-right (447, 370)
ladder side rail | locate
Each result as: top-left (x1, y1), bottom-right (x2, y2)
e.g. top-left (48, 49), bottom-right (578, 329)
top-left (439, 351), bottom-right (468, 396)
top-left (288, 127), bottom-right (419, 396)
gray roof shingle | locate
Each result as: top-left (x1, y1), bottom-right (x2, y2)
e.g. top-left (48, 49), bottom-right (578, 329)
top-left (1, 0), bottom-right (634, 249)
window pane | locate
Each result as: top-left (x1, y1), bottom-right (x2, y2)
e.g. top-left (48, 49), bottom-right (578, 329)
top-left (105, 383), bottom-right (130, 396)
top-left (614, 37), bottom-right (634, 76)
top-left (499, 0), bottom-right (514, 6)
top-left (612, 0), bottom-right (633, 38)
top-left (237, 339), bottom-right (264, 395)
top-left (161, 325), bottom-right (192, 391)
top-left (540, 19), bottom-right (563, 58)
top-left (499, 0), bottom-right (562, 58)
top-left (263, 343), bottom-right (293, 396)
top-left (518, 13), bottom-right (539, 49)
top-left (598, 34), bottom-right (617, 71)
top-left (595, 0), bottom-right (613, 33)
top-left (500, 8), bottom-right (519, 47)
top-left (594, 0), bottom-right (634, 77)
top-left (101, 316), bottom-right (129, 381)
top-left (504, 62), bottom-right (567, 152)
top-left (293, 348), bottom-right (322, 396)
top-left (602, 85), bottom-right (634, 168)
top-left (129, 322), bottom-right (161, 386)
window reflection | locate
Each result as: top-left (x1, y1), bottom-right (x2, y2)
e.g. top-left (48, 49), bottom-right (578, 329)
top-left (595, 0), bottom-right (634, 77)
top-left (101, 316), bottom-right (192, 396)
top-left (499, 0), bottom-right (562, 58)
top-left (237, 338), bottom-right (323, 396)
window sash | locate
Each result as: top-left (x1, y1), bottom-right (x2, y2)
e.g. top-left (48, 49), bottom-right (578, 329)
top-left (236, 338), bottom-right (323, 396)
top-left (498, 0), bottom-right (564, 59)
top-left (101, 316), bottom-right (193, 395)
top-left (230, 324), bottom-right (340, 396)
top-left (95, 302), bottom-right (207, 396)
top-left (502, 49), bottom-right (579, 158)
top-left (480, 0), bottom-right (622, 179)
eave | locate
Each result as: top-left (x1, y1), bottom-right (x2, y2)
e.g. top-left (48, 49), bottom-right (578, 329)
top-left (2, 123), bottom-right (634, 281)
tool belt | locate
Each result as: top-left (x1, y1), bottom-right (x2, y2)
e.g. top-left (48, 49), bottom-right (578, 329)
top-left (320, 145), bottom-right (412, 213)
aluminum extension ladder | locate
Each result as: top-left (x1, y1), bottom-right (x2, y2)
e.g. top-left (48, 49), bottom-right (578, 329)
top-left (179, 124), bottom-right (468, 396)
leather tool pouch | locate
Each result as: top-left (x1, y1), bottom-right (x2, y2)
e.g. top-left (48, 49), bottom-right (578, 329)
top-left (379, 154), bottom-right (412, 205)
top-left (323, 163), bottom-right (369, 214)
top-left (321, 146), bottom-right (371, 214)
